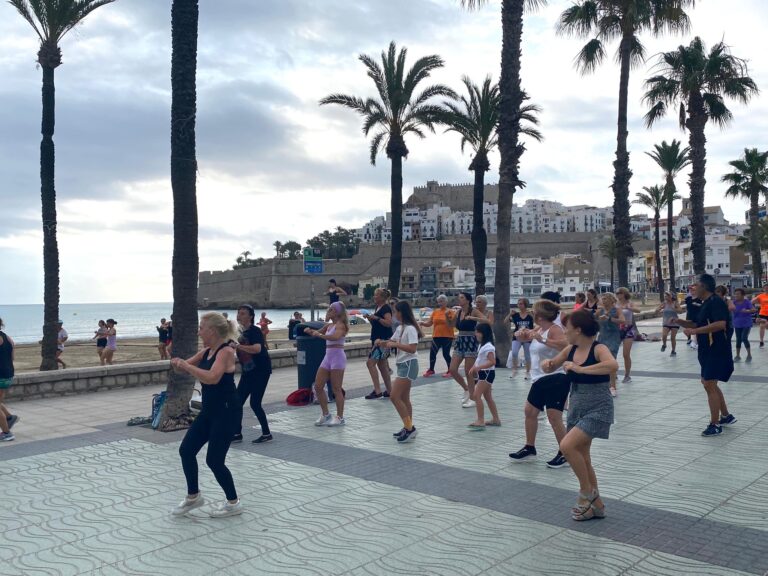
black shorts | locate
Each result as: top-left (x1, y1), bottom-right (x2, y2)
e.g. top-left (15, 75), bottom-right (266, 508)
top-left (759, 315), bottom-right (768, 321)
top-left (527, 373), bottom-right (571, 412)
top-left (96, 338), bottom-right (107, 348)
top-left (477, 370), bottom-right (495, 384)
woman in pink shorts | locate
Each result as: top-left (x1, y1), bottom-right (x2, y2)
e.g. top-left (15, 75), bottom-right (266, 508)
top-left (304, 301), bottom-right (349, 427)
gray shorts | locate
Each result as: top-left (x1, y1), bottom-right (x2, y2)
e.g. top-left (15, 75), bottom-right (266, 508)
top-left (396, 359), bottom-right (419, 381)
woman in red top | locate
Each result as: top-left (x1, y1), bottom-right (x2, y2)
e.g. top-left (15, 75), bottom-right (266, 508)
top-left (257, 312), bottom-right (272, 349)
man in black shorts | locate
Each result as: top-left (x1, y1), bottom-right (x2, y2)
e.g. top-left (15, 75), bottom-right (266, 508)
top-left (673, 274), bottom-right (735, 436)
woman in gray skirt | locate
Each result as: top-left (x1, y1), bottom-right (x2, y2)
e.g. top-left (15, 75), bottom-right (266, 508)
top-left (541, 309), bottom-right (617, 521)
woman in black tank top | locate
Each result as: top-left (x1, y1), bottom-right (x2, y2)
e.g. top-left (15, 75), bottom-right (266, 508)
top-left (171, 313), bottom-right (242, 518)
top-left (539, 310), bottom-right (617, 522)
top-left (447, 292), bottom-right (479, 407)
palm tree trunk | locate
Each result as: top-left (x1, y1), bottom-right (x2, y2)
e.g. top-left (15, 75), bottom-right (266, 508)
top-left (686, 95), bottom-right (707, 276)
top-left (749, 191), bottom-right (762, 287)
top-left (654, 213), bottom-right (663, 301)
top-left (470, 154), bottom-right (489, 295)
top-left (39, 64), bottom-right (59, 371)
top-left (494, 0), bottom-right (527, 362)
top-left (612, 34), bottom-right (634, 288)
top-left (388, 153), bottom-right (404, 296)
top-left (666, 177), bottom-right (676, 291)
top-left (610, 258), bottom-right (615, 289)
top-left (161, 0), bottom-right (199, 430)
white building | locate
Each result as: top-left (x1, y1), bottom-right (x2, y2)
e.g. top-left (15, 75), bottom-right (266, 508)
top-left (485, 257), bottom-right (555, 300)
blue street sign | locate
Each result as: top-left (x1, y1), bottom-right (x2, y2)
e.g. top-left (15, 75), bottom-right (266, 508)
top-left (304, 261), bottom-right (323, 274)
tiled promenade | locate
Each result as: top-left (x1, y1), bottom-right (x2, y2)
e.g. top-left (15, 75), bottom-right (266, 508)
top-left (2, 337), bottom-right (768, 575)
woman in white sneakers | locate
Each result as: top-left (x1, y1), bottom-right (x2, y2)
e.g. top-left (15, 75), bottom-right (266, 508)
top-left (306, 301), bottom-right (349, 427)
top-left (468, 323), bottom-right (500, 429)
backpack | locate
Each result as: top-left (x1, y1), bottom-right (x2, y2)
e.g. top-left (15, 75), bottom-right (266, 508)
top-left (151, 391), bottom-right (167, 429)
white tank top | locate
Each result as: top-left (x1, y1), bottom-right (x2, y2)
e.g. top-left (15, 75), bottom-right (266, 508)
top-left (530, 326), bottom-right (564, 382)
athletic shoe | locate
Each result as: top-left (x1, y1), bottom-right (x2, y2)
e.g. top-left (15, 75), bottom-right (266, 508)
top-left (252, 434), bottom-right (273, 444)
top-left (171, 495), bottom-right (205, 516)
top-left (661, 344), bottom-right (666, 352)
top-left (691, 342), bottom-right (698, 350)
top-left (524, 373), bottom-right (531, 380)
top-left (701, 423), bottom-right (723, 437)
top-left (396, 427), bottom-right (417, 443)
top-left (609, 388), bottom-right (617, 397)
top-left (327, 415), bottom-right (346, 427)
top-left (509, 445), bottom-right (537, 462)
top-left (314, 413), bottom-right (332, 426)
top-left (441, 371), bottom-right (452, 377)
top-left (734, 355), bottom-right (741, 362)
top-left (364, 391), bottom-right (382, 400)
top-left (209, 500), bottom-right (243, 518)
top-left (462, 399), bottom-right (476, 408)
top-left (231, 433), bottom-right (243, 443)
top-left (546, 452), bottom-right (569, 469)
top-left (461, 392), bottom-right (470, 403)
top-left (0, 432), bottom-right (15, 442)
top-left (382, 391), bottom-right (390, 398)
top-left (718, 414), bottom-right (737, 426)
top-left (393, 427), bottom-right (406, 437)
top-left (746, 356), bottom-right (752, 363)
top-left (761, 342), bottom-right (765, 348)
top-left (423, 369), bottom-right (435, 377)
top-left (7, 415), bottom-right (19, 429)
top-left (622, 376), bottom-right (632, 384)
top-left (670, 351), bottom-right (677, 357)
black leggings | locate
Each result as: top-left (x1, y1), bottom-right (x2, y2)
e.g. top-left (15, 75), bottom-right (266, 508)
top-left (429, 337), bottom-right (453, 371)
top-left (179, 407), bottom-right (238, 501)
top-left (735, 327), bottom-right (751, 351)
top-left (236, 369), bottom-right (271, 435)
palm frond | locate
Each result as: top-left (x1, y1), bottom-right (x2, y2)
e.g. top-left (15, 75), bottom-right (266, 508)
top-left (319, 94), bottom-right (369, 114)
top-left (643, 101), bottom-right (667, 129)
top-left (557, 1), bottom-right (599, 37)
top-left (575, 38), bottom-right (607, 75)
top-left (369, 131), bottom-right (387, 166)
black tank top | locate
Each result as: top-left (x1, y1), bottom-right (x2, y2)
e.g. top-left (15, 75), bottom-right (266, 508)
top-left (456, 309), bottom-right (477, 332)
top-left (199, 344), bottom-right (236, 409)
top-left (0, 331), bottom-right (13, 379)
top-left (567, 341), bottom-right (610, 384)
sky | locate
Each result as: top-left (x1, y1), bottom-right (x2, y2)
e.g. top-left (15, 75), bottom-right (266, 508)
top-left (0, 0), bottom-right (766, 304)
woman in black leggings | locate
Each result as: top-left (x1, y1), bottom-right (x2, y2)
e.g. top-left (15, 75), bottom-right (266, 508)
top-left (171, 313), bottom-right (242, 518)
top-left (232, 304), bottom-right (272, 444)
top-left (419, 294), bottom-right (455, 377)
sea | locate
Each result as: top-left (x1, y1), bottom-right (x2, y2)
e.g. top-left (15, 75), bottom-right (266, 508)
top-left (0, 303), bottom-right (319, 345)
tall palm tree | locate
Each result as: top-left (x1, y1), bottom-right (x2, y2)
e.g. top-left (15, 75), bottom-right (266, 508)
top-left (736, 220), bottom-right (768, 277)
top-left (320, 42), bottom-right (455, 296)
top-left (440, 76), bottom-right (542, 295)
top-left (633, 185), bottom-right (668, 299)
top-left (598, 235), bottom-right (618, 289)
top-left (643, 37), bottom-right (759, 275)
top-left (460, 0), bottom-right (546, 361)
top-left (645, 139), bottom-right (690, 291)
top-left (722, 148), bottom-right (768, 287)
top-left (557, 0), bottom-right (694, 288)
top-left (10, 0), bottom-right (116, 370)
top-left (161, 0), bottom-right (199, 430)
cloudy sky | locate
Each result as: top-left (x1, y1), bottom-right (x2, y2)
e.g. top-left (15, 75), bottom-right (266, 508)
top-left (1, 0), bottom-right (766, 304)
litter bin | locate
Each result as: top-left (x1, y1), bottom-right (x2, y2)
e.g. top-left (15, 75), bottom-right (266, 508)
top-left (296, 322), bottom-right (327, 390)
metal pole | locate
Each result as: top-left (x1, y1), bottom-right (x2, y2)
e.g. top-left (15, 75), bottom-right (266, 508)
top-left (310, 279), bottom-right (315, 322)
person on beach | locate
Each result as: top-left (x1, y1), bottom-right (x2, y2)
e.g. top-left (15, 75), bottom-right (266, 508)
top-left (378, 300), bottom-right (422, 443)
top-left (0, 318), bottom-right (19, 442)
top-left (306, 301), bottom-right (349, 427)
top-left (508, 299), bottom-right (570, 468)
top-left (596, 293), bottom-right (624, 397)
top-left (505, 298), bottom-right (534, 379)
top-left (657, 292), bottom-right (682, 356)
top-left (447, 292), bottom-right (478, 408)
top-left (56, 321), bottom-right (68, 369)
top-left (584, 289), bottom-right (599, 315)
top-left (672, 274), bottom-right (736, 436)
top-left (364, 288), bottom-right (393, 399)
top-left (684, 285), bottom-right (702, 349)
top-left (615, 287), bottom-right (637, 384)
top-left (328, 279), bottom-right (347, 304)
top-left (231, 305), bottom-right (273, 444)
top-left (545, 309), bottom-right (617, 521)
top-left (753, 284), bottom-right (768, 348)
top-left (732, 288), bottom-right (755, 362)
top-left (102, 319), bottom-right (118, 365)
top-left (171, 313), bottom-right (242, 518)
top-left (715, 285), bottom-right (735, 343)
top-left (157, 318), bottom-right (170, 360)
top-left (93, 320), bottom-right (108, 365)
top-left (573, 292), bottom-right (587, 311)
top-left (257, 312), bottom-right (272, 349)
top-left (420, 294), bottom-right (455, 377)
top-left (467, 323), bottom-right (500, 430)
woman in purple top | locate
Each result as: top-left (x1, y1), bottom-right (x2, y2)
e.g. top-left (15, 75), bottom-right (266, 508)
top-left (732, 288), bottom-right (754, 363)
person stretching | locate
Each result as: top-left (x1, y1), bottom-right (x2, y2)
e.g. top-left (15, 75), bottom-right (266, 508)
top-left (172, 313), bottom-right (242, 518)
top-left (306, 301), bottom-right (349, 427)
top-left (467, 324), bottom-right (500, 430)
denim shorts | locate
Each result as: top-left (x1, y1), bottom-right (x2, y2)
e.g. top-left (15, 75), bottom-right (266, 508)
top-left (368, 345), bottom-right (391, 361)
top-left (396, 359), bottom-right (419, 381)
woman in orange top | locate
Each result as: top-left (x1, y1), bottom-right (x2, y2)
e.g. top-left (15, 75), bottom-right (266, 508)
top-left (420, 294), bottom-right (455, 377)
top-left (752, 284), bottom-right (768, 347)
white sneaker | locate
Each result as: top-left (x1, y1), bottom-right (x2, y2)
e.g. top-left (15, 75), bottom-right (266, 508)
top-left (326, 415), bottom-right (346, 427)
top-left (610, 388), bottom-right (618, 397)
top-left (461, 392), bottom-right (470, 403)
top-left (622, 376), bottom-right (632, 384)
top-left (524, 373), bottom-right (531, 380)
top-left (314, 413), bottom-right (332, 426)
top-left (462, 399), bottom-right (476, 408)
top-left (209, 500), bottom-right (243, 518)
top-left (171, 495), bottom-right (205, 516)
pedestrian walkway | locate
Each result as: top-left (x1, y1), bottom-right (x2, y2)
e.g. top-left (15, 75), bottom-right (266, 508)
top-left (2, 343), bottom-right (767, 575)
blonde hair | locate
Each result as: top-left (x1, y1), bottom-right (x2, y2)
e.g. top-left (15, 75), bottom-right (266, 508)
top-left (329, 301), bottom-right (350, 331)
top-left (475, 295), bottom-right (488, 305)
top-left (533, 299), bottom-right (560, 323)
top-left (601, 292), bottom-right (617, 307)
top-left (201, 312), bottom-right (238, 341)
top-left (375, 287), bottom-right (391, 300)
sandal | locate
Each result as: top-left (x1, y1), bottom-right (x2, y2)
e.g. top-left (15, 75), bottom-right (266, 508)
top-left (485, 421), bottom-right (502, 427)
top-left (571, 489), bottom-right (598, 515)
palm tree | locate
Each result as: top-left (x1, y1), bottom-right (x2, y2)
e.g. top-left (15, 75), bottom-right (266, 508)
top-left (736, 220), bottom-right (768, 265)
top-left (162, 0), bottom-right (200, 430)
top-left (643, 37), bottom-right (759, 275)
top-left (459, 0), bottom-right (546, 361)
top-left (557, 0), bottom-right (694, 288)
top-left (273, 241), bottom-right (283, 259)
top-left (320, 42), bottom-right (455, 296)
top-left (722, 148), bottom-right (768, 287)
top-left (598, 235), bottom-right (618, 289)
top-left (10, 0), bottom-right (116, 370)
top-left (645, 139), bottom-right (690, 291)
top-left (440, 76), bottom-right (542, 295)
top-left (633, 185), bottom-right (668, 299)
